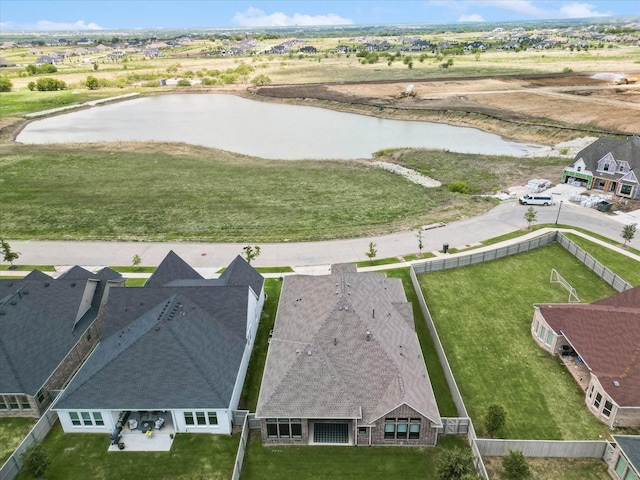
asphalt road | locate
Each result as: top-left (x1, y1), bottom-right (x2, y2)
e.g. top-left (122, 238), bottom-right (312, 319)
top-left (8, 197), bottom-right (639, 270)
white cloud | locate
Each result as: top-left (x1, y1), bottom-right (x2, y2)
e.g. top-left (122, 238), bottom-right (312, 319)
top-left (458, 14), bottom-right (485, 22)
top-left (232, 7), bottom-right (353, 27)
top-left (1, 20), bottom-right (103, 31)
top-left (427, 0), bottom-right (612, 20)
top-left (559, 2), bottom-right (610, 18)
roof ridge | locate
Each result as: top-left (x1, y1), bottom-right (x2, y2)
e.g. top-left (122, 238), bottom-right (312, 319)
top-left (0, 334), bottom-right (26, 392)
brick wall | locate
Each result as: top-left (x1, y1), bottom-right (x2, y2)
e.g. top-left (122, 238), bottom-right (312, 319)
top-left (370, 404), bottom-right (438, 446)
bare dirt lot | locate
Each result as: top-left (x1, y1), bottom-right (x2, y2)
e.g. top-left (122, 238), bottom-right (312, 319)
top-left (251, 72), bottom-right (640, 145)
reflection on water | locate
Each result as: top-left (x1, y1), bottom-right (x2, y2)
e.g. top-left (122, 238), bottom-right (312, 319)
top-left (18, 94), bottom-right (544, 159)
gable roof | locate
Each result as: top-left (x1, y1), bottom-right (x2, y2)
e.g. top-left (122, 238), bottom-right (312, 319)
top-left (144, 250), bottom-right (203, 287)
top-left (53, 251), bottom-right (264, 410)
top-left (538, 285), bottom-right (640, 407)
top-left (613, 435), bottom-right (640, 474)
top-left (256, 264), bottom-right (441, 426)
top-left (217, 255), bottom-right (265, 297)
top-left (0, 270), bottom-right (118, 396)
top-left (573, 136), bottom-right (640, 174)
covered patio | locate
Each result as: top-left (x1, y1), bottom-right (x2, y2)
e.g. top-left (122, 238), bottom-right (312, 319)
top-left (108, 411), bottom-right (176, 452)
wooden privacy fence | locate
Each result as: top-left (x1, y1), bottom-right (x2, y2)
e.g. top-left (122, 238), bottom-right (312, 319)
top-left (476, 439), bottom-right (608, 458)
top-left (0, 409), bottom-right (58, 480)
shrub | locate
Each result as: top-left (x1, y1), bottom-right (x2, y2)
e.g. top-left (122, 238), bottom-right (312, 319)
top-left (177, 79), bottom-right (191, 87)
top-left (502, 450), bottom-right (531, 479)
top-left (85, 75), bottom-right (99, 90)
top-left (0, 77), bottom-right (13, 92)
top-left (36, 77), bottom-right (66, 91)
top-left (486, 404), bottom-right (507, 437)
top-left (437, 448), bottom-right (477, 480)
top-left (21, 441), bottom-right (50, 478)
top-left (562, 67), bottom-right (573, 73)
top-left (251, 74), bottom-right (271, 86)
top-left (445, 181), bottom-right (469, 194)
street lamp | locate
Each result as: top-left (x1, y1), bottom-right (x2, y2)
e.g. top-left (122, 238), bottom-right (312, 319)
top-left (555, 200), bottom-right (563, 225)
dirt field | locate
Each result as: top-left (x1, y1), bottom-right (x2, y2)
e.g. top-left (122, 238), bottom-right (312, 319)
top-left (251, 72), bottom-right (640, 145)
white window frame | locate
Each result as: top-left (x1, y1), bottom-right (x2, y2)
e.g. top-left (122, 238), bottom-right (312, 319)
top-left (183, 410), bottom-right (218, 428)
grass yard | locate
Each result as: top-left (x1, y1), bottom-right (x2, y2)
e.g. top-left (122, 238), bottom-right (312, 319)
top-left (239, 278), bottom-right (283, 411)
top-left (563, 232), bottom-right (640, 285)
top-left (483, 456), bottom-right (610, 480)
top-left (417, 243), bottom-right (618, 440)
top-left (241, 430), bottom-right (467, 480)
top-left (0, 90), bottom-right (126, 117)
top-left (0, 144), bottom-right (566, 243)
top-left (14, 422), bottom-right (239, 480)
top-left (0, 417), bottom-right (37, 465)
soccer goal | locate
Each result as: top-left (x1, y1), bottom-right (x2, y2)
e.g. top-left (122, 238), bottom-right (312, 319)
top-left (550, 268), bottom-right (580, 303)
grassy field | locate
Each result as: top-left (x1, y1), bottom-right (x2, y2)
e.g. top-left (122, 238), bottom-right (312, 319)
top-left (0, 143), bottom-right (567, 243)
top-left (484, 456), bottom-right (610, 480)
top-left (14, 422), bottom-right (239, 480)
top-left (0, 417), bottom-right (37, 465)
top-left (240, 430), bottom-right (467, 480)
top-left (417, 243), bottom-right (618, 440)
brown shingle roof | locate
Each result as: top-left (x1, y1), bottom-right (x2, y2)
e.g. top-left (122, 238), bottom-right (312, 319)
top-left (256, 265), bottom-right (441, 425)
top-left (539, 286), bottom-right (640, 407)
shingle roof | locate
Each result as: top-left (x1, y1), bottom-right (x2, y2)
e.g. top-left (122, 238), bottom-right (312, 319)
top-left (217, 255), bottom-right (265, 297)
top-left (0, 270), bottom-right (109, 396)
top-left (613, 435), bottom-right (640, 474)
top-left (573, 135), bottom-right (640, 173)
top-left (53, 252), bottom-right (264, 411)
top-left (256, 265), bottom-right (441, 426)
top-left (539, 286), bottom-right (640, 407)
top-left (144, 250), bottom-right (203, 287)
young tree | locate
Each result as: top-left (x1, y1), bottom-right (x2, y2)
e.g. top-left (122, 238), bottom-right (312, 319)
top-left (485, 404), bottom-right (507, 437)
top-left (416, 229), bottom-right (424, 257)
top-left (20, 441), bottom-right (50, 479)
top-left (524, 206), bottom-right (537, 230)
top-left (365, 242), bottom-right (377, 264)
top-left (502, 449), bottom-right (531, 479)
top-left (1, 239), bottom-right (21, 269)
top-left (621, 223), bottom-right (637, 247)
top-left (243, 245), bottom-right (261, 264)
top-left (132, 254), bottom-right (142, 269)
top-left (85, 75), bottom-right (100, 90)
top-left (0, 77), bottom-right (13, 92)
top-left (437, 448), bottom-right (477, 480)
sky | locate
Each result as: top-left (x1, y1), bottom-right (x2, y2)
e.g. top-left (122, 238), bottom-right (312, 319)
top-left (1, 0), bottom-right (638, 31)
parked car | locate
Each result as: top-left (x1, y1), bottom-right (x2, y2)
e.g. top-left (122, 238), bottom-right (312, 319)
top-left (519, 194), bottom-right (553, 206)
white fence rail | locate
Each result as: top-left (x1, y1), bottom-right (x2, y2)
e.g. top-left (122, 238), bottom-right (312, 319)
top-left (231, 412), bottom-right (250, 480)
top-left (476, 439), bottom-right (608, 458)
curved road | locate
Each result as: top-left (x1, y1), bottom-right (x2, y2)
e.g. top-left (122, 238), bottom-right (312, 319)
top-left (8, 195), bottom-right (639, 270)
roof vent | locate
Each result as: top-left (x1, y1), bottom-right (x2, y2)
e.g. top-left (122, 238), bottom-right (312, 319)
top-left (613, 380), bottom-right (620, 387)
top-left (44, 282), bottom-right (49, 287)
top-left (307, 350), bottom-right (312, 356)
top-left (366, 331), bottom-right (371, 341)
top-left (9, 301), bottom-right (17, 305)
top-left (22, 290), bottom-right (29, 295)
top-left (70, 282), bottom-right (76, 287)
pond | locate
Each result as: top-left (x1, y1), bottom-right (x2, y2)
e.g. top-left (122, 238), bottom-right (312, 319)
top-left (17, 94), bottom-right (545, 159)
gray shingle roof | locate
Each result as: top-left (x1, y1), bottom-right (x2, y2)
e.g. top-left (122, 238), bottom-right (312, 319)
top-left (574, 135), bottom-right (640, 173)
top-left (0, 270), bottom-right (111, 396)
top-left (613, 435), bottom-right (640, 474)
top-left (145, 250), bottom-right (203, 287)
top-left (256, 265), bottom-right (441, 426)
top-left (54, 252), bottom-right (264, 411)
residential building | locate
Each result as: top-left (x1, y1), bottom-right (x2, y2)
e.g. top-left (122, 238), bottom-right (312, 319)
top-left (256, 264), bottom-right (442, 446)
top-left (52, 252), bottom-right (264, 440)
top-left (531, 286), bottom-right (640, 427)
top-left (561, 136), bottom-right (640, 199)
top-left (0, 267), bottom-right (124, 417)
top-left (609, 435), bottom-right (640, 480)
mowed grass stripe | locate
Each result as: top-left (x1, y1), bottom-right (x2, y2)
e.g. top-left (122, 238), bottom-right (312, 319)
top-left (418, 244), bottom-right (616, 440)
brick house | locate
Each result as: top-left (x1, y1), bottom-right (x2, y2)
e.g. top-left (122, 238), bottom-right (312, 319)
top-left (0, 267), bottom-right (124, 417)
top-left (531, 286), bottom-right (640, 427)
top-left (561, 136), bottom-right (640, 199)
top-left (609, 435), bottom-right (640, 480)
top-left (53, 252), bottom-right (265, 443)
top-left (256, 264), bottom-right (442, 446)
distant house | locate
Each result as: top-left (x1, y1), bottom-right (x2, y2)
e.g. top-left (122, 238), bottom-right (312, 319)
top-left (561, 136), bottom-right (640, 199)
top-left (0, 57), bottom-right (16, 67)
top-left (256, 264), bottom-right (442, 446)
top-left (464, 41), bottom-right (486, 51)
top-left (0, 267), bottom-right (124, 417)
top-left (53, 252), bottom-right (265, 443)
top-left (34, 55), bottom-right (59, 66)
top-left (336, 45), bottom-right (350, 54)
top-left (299, 46), bottom-right (317, 54)
top-left (609, 435), bottom-right (640, 480)
top-left (531, 286), bottom-right (640, 427)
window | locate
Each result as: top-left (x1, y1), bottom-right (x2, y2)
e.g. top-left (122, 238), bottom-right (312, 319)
top-left (603, 163), bottom-right (610, 171)
top-left (624, 469), bottom-right (637, 480)
top-left (69, 412), bottom-right (81, 426)
top-left (545, 331), bottom-right (554, 346)
top-left (0, 397), bottom-right (6, 409)
top-left (616, 456), bottom-right (628, 477)
top-left (86, 331), bottom-right (92, 342)
top-left (19, 395), bottom-right (30, 409)
top-left (37, 390), bottom-right (45, 403)
top-left (266, 418), bottom-right (302, 439)
top-left (409, 418), bottom-right (421, 439)
top-left (577, 166), bottom-right (582, 172)
top-left (358, 427), bottom-right (367, 435)
top-left (69, 411), bottom-right (103, 427)
top-left (621, 185), bottom-right (632, 195)
top-left (385, 418), bottom-right (420, 440)
top-left (9, 397), bottom-right (18, 409)
top-left (534, 320), bottom-right (539, 334)
top-left (184, 411), bottom-right (219, 427)
top-left (539, 326), bottom-right (546, 340)
top-left (594, 392), bottom-right (602, 409)
top-left (603, 401), bottom-right (613, 417)
top-left (588, 385), bottom-right (594, 399)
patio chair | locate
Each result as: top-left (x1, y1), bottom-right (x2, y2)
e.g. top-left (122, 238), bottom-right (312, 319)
top-left (155, 417), bottom-right (165, 430)
top-left (128, 418), bottom-right (138, 430)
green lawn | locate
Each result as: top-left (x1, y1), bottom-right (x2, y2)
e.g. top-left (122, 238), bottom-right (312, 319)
top-left (563, 232), bottom-right (640, 285)
top-left (0, 90), bottom-right (132, 117)
top-left (14, 422), bottom-right (239, 480)
top-left (241, 430), bottom-right (467, 480)
top-left (0, 144), bottom-right (566, 243)
top-left (0, 264), bottom-right (55, 271)
top-left (417, 244), bottom-right (617, 440)
top-left (484, 456), bottom-right (610, 480)
top-left (0, 417), bottom-right (37, 465)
